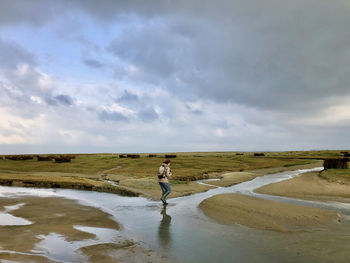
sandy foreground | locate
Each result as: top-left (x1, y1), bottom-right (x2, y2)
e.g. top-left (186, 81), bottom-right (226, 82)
top-left (256, 171), bottom-right (350, 202)
top-left (0, 196), bottom-right (165, 263)
top-left (200, 165), bottom-right (350, 232)
top-left (199, 193), bottom-right (339, 232)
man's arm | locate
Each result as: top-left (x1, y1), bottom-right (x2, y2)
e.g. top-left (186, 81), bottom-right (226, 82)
top-left (166, 166), bottom-right (172, 177)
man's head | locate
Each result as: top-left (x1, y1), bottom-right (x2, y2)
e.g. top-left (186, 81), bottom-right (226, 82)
top-left (164, 159), bottom-right (171, 164)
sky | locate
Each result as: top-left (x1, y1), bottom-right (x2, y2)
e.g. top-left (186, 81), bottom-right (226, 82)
top-left (1, 0), bottom-right (350, 154)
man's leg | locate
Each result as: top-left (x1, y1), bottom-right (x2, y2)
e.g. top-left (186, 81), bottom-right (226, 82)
top-left (162, 183), bottom-right (171, 201)
top-left (159, 183), bottom-right (167, 204)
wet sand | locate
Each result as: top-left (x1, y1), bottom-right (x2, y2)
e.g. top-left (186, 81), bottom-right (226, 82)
top-left (199, 193), bottom-right (339, 232)
top-left (200, 161), bottom-right (323, 188)
top-left (256, 171), bottom-right (350, 202)
top-left (1, 165), bottom-right (349, 263)
top-left (113, 161), bottom-right (324, 200)
top-left (0, 196), bottom-right (163, 262)
top-left (246, 160), bottom-right (324, 176)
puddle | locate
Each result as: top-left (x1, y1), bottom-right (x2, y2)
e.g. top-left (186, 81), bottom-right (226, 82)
top-left (0, 202), bottom-right (32, 226)
top-left (0, 213), bottom-right (32, 226)
top-left (33, 226), bottom-right (121, 262)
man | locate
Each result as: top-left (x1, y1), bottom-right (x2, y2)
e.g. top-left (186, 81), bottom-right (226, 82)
top-left (158, 159), bottom-right (172, 205)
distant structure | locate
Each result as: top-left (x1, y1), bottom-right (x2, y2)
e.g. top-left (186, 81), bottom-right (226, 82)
top-left (340, 151), bottom-right (350, 157)
top-left (37, 156), bottom-right (52, 161)
top-left (165, 154), bottom-right (177, 158)
top-left (53, 155), bottom-right (75, 163)
top-left (253, 153), bottom-right (265, 157)
top-left (126, 154), bottom-right (140, 158)
top-left (323, 158), bottom-right (349, 169)
top-left (4, 155), bottom-right (33, 160)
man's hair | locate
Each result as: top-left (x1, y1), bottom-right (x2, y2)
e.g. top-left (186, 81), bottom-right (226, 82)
top-left (163, 159), bottom-right (171, 164)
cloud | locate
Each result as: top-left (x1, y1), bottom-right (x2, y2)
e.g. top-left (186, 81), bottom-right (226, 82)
top-left (138, 107), bottom-right (158, 122)
top-left (0, 0), bottom-right (164, 27)
top-left (102, 0), bottom-right (350, 115)
top-left (2, 0), bottom-right (350, 152)
top-left (0, 38), bottom-right (36, 69)
top-left (115, 90), bottom-right (139, 104)
top-left (45, 94), bottom-right (74, 106)
top-left (4, 0), bottom-right (350, 115)
top-left (82, 58), bottom-right (105, 68)
top-left (99, 110), bottom-right (129, 122)
top-left (0, 0), bottom-right (58, 26)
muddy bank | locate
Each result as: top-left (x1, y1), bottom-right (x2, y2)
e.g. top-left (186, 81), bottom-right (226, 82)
top-left (200, 160), bottom-right (323, 188)
top-left (0, 196), bottom-right (118, 251)
top-left (1, 166), bottom-right (350, 263)
top-left (0, 196), bottom-right (162, 262)
top-left (0, 160), bottom-right (322, 201)
top-left (246, 160), bottom-right (323, 176)
top-left (199, 193), bottom-right (339, 232)
top-left (109, 161), bottom-right (324, 200)
top-left (256, 171), bottom-right (350, 202)
top-left (0, 173), bottom-right (139, 197)
top-left (80, 242), bottom-right (165, 263)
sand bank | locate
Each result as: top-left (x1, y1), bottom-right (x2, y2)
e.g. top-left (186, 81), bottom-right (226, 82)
top-left (246, 160), bottom-right (324, 176)
top-left (199, 193), bottom-right (339, 232)
top-left (256, 171), bottom-right (350, 203)
top-left (150, 161), bottom-right (323, 199)
top-left (0, 196), bottom-right (163, 263)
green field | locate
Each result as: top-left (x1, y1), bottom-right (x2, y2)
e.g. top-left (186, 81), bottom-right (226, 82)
top-left (0, 152), bottom-right (319, 179)
top-left (0, 151), bottom-right (349, 199)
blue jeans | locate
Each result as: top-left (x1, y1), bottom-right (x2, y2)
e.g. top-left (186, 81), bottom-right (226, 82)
top-left (159, 182), bottom-right (171, 200)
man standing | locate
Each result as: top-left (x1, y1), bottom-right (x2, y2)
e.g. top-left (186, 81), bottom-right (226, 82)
top-left (158, 159), bottom-right (172, 205)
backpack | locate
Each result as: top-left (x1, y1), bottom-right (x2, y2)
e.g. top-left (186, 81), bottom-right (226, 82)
top-left (157, 164), bottom-right (167, 179)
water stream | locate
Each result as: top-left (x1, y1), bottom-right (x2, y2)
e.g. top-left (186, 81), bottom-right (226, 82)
top-left (0, 167), bottom-right (349, 263)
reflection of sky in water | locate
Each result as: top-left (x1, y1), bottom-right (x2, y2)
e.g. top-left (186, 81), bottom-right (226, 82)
top-left (0, 213), bottom-right (32, 226)
top-left (33, 226), bottom-right (121, 262)
top-left (0, 202), bottom-right (32, 226)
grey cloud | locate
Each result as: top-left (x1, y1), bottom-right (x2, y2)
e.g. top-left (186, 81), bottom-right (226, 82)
top-left (0, 38), bottom-right (36, 69)
top-left (138, 107), bottom-right (158, 123)
top-left (82, 58), bottom-right (105, 68)
top-left (189, 109), bottom-right (202, 116)
top-left (45, 95), bottom-right (74, 106)
top-left (0, 0), bottom-right (165, 27)
top-left (102, 0), bottom-right (350, 114)
top-left (2, 0), bottom-right (350, 152)
top-left (185, 104), bottom-right (203, 116)
top-left (99, 110), bottom-right (129, 122)
top-left (116, 90), bottom-right (139, 104)
top-left (108, 21), bottom-right (194, 78)
top-left (0, 0), bottom-right (52, 26)
top-left (55, 95), bottom-right (74, 106)
top-left (0, 39), bottom-right (74, 109)
top-left (3, 0), bottom-right (350, 115)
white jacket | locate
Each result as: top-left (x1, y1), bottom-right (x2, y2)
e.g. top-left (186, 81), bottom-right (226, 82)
top-left (158, 163), bottom-right (172, 183)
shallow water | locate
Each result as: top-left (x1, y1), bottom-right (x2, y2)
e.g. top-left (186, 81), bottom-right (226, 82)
top-left (0, 203), bottom-right (32, 226)
top-left (0, 167), bottom-right (350, 263)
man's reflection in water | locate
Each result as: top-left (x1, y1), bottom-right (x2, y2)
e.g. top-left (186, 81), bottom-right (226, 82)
top-left (158, 205), bottom-right (172, 249)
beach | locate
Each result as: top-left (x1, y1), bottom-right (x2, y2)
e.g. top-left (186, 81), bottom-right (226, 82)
top-left (199, 193), bottom-right (339, 232)
top-left (256, 171), bottom-right (350, 202)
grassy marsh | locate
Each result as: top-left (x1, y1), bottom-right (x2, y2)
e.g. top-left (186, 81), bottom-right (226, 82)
top-left (0, 151), bottom-right (348, 198)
